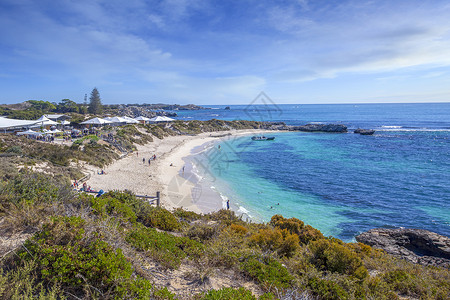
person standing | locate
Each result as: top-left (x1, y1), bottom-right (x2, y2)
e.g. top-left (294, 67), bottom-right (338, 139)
top-left (143, 157), bottom-right (145, 164)
top-left (226, 199), bottom-right (230, 210)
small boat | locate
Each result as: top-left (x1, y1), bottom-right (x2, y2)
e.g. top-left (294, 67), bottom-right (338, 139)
top-left (251, 136), bottom-right (275, 141)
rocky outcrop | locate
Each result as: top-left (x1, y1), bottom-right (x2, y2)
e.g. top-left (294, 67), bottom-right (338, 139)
top-left (356, 228), bottom-right (450, 268)
top-left (354, 128), bottom-right (375, 135)
top-left (290, 123), bottom-right (348, 133)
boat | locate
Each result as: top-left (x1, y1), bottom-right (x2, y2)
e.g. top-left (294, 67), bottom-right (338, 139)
top-left (251, 136), bottom-right (275, 141)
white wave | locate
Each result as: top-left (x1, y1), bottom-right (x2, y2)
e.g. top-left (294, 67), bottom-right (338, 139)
top-left (378, 128), bottom-right (450, 132)
top-left (381, 125), bottom-right (403, 128)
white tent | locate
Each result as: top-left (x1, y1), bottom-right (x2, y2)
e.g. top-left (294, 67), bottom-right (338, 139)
top-left (104, 116), bottom-right (128, 124)
top-left (59, 120), bottom-right (70, 125)
top-left (35, 115), bottom-right (58, 125)
top-left (160, 116), bottom-right (175, 122)
top-left (0, 117), bottom-right (40, 129)
top-left (134, 116), bottom-right (150, 122)
top-left (16, 129), bottom-right (42, 136)
top-left (80, 117), bottom-right (112, 125)
top-left (148, 116), bottom-right (174, 123)
top-left (47, 129), bottom-right (63, 134)
top-left (121, 116), bottom-right (139, 124)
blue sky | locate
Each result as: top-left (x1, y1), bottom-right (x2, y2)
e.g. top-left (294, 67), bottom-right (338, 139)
top-left (1, 0), bottom-right (450, 105)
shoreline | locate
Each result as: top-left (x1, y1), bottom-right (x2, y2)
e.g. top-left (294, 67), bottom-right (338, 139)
top-left (84, 129), bottom-right (277, 214)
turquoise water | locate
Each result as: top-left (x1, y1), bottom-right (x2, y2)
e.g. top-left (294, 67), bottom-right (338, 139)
top-left (183, 104), bottom-right (450, 241)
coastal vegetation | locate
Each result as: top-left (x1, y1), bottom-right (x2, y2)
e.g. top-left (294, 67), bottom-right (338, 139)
top-left (0, 121), bottom-right (449, 299)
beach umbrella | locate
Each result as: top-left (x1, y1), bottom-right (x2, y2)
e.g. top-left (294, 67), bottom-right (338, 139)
top-left (80, 117), bottom-right (112, 125)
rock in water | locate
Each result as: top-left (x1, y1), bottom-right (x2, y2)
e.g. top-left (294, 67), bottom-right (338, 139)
top-left (356, 228), bottom-right (450, 268)
top-left (354, 128), bottom-right (375, 135)
top-left (291, 124), bottom-right (348, 133)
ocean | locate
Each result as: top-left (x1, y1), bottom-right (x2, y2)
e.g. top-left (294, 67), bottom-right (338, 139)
top-left (177, 103), bottom-right (450, 241)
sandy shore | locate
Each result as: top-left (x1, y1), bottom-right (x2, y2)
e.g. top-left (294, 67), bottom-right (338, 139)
top-left (84, 129), bottom-right (275, 214)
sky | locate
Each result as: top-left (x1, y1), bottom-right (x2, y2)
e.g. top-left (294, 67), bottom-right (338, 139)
top-left (1, 0), bottom-right (450, 105)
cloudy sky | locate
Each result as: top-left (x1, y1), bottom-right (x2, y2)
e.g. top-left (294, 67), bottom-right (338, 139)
top-left (1, 0), bottom-right (450, 105)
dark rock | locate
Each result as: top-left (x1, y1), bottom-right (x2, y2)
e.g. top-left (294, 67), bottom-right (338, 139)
top-left (224, 106), bottom-right (230, 110)
top-left (354, 128), bottom-right (375, 135)
top-left (356, 228), bottom-right (450, 268)
top-left (291, 123), bottom-right (348, 133)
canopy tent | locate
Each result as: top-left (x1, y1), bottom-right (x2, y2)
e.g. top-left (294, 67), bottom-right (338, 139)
top-left (16, 129), bottom-right (42, 136)
top-left (148, 116), bottom-right (175, 123)
top-left (104, 116), bottom-right (128, 124)
top-left (35, 115), bottom-right (58, 126)
top-left (46, 129), bottom-right (63, 134)
top-left (121, 116), bottom-right (139, 124)
top-left (0, 117), bottom-right (40, 130)
top-left (134, 116), bottom-right (150, 121)
top-left (80, 117), bottom-right (112, 125)
top-left (160, 116), bottom-right (175, 122)
top-left (59, 120), bottom-right (71, 125)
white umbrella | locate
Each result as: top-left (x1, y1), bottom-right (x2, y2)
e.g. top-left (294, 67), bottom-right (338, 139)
top-left (80, 117), bottom-right (112, 125)
top-left (59, 120), bottom-right (70, 125)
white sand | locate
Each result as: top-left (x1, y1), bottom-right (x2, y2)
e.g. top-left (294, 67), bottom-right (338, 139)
top-left (84, 129), bottom-right (275, 213)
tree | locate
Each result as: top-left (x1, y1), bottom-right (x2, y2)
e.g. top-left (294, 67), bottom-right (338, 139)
top-left (57, 99), bottom-right (79, 113)
top-left (88, 88), bottom-right (102, 114)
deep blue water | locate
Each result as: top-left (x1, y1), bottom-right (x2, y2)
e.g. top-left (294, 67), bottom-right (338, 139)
top-left (178, 103), bottom-right (450, 241)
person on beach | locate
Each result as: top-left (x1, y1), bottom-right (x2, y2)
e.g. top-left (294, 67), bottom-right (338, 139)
top-left (148, 158), bottom-right (151, 166)
top-left (143, 157), bottom-right (145, 164)
top-left (226, 199), bottom-right (230, 210)
top-left (182, 166), bottom-right (185, 173)
top-left (136, 151), bottom-right (138, 157)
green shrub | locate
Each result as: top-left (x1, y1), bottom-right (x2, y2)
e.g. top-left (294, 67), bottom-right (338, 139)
top-left (241, 256), bottom-right (294, 291)
top-left (307, 277), bottom-right (349, 300)
top-left (90, 193), bottom-right (137, 223)
top-left (270, 214), bottom-right (323, 244)
top-left (126, 225), bottom-right (204, 269)
top-left (0, 172), bottom-right (72, 210)
top-left (250, 228), bottom-right (299, 257)
top-left (198, 287), bottom-right (257, 299)
top-left (15, 216), bottom-right (153, 298)
top-left (139, 206), bottom-right (181, 231)
top-left (187, 223), bottom-right (218, 242)
top-left (309, 239), bottom-right (367, 278)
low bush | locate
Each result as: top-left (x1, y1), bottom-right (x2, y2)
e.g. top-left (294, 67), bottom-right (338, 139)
top-left (250, 228), bottom-right (299, 257)
top-left (139, 206), bottom-right (181, 231)
top-left (126, 225), bottom-right (204, 269)
top-left (241, 256), bottom-right (294, 291)
top-left (307, 277), bottom-right (349, 300)
top-left (197, 287), bottom-right (275, 300)
top-left (309, 239), bottom-right (367, 278)
top-left (13, 216), bottom-right (153, 299)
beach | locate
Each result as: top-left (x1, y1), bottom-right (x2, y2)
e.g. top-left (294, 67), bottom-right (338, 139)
top-left (84, 129), bottom-right (273, 214)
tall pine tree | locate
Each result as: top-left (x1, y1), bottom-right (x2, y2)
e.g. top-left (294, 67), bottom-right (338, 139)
top-left (88, 88), bottom-right (102, 115)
